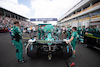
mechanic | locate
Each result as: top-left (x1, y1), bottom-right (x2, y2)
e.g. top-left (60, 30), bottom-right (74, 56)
top-left (88, 26), bottom-right (93, 32)
top-left (78, 26), bottom-right (82, 38)
top-left (11, 21), bottom-right (27, 63)
top-left (67, 26), bottom-right (71, 39)
top-left (54, 26), bottom-right (59, 37)
top-left (82, 26), bottom-right (85, 38)
top-left (94, 25), bottom-right (99, 32)
top-left (66, 27), bottom-right (78, 58)
top-left (56, 26), bottom-right (59, 37)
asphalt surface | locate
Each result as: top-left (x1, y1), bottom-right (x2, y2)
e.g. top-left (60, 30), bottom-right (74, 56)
top-left (0, 33), bottom-right (100, 67)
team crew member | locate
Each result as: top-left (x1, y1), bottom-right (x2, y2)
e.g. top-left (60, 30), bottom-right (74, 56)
top-left (67, 26), bottom-right (71, 39)
top-left (82, 26), bottom-right (85, 38)
top-left (11, 21), bottom-right (27, 63)
top-left (54, 26), bottom-right (58, 37)
top-left (66, 27), bottom-right (78, 58)
top-left (56, 26), bottom-right (59, 37)
top-left (88, 26), bottom-right (93, 32)
top-left (78, 26), bottom-right (82, 38)
top-left (94, 25), bottom-right (99, 32)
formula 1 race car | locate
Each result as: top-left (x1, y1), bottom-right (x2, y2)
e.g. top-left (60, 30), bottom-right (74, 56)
top-left (25, 25), bottom-right (73, 60)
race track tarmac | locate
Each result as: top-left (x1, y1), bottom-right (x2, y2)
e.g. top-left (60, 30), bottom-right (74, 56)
top-left (0, 33), bottom-right (100, 67)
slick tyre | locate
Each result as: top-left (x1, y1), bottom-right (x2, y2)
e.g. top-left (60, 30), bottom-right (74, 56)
top-left (27, 44), bottom-right (37, 58)
top-left (63, 44), bottom-right (73, 58)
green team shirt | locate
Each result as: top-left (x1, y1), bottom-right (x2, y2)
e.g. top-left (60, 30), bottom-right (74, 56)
top-left (11, 25), bottom-right (22, 37)
top-left (94, 28), bottom-right (99, 32)
top-left (78, 27), bottom-right (82, 34)
top-left (67, 27), bottom-right (71, 31)
top-left (82, 28), bottom-right (85, 32)
top-left (88, 28), bottom-right (93, 32)
top-left (38, 27), bottom-right (41, 33)
top-left (71, 31), bottom-right (78, 42)
top-left (78, 27), bottom-right (82, 31)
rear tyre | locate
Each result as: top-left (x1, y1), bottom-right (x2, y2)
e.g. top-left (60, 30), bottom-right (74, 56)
top-left (27, 44), bottom-right (37, 58)
top-left (63, 44), bottom-right (73, 58)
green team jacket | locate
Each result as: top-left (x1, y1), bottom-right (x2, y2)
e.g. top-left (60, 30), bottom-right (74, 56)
top-left (11, 25), bottom-right (22, 38)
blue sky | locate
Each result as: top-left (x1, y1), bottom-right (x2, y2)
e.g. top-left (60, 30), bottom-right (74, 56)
top-left (0, 0), bottom-right (81, 18)
top-left (18, 0), bottom-right (35, 18)
top-left (18, 0), bottom-right (31, 8)
top-left (0, 0), bottom-right (81, 25)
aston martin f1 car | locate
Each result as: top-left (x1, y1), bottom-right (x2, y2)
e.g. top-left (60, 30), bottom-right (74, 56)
top-left (25, 25), bottom-right (73, 60)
